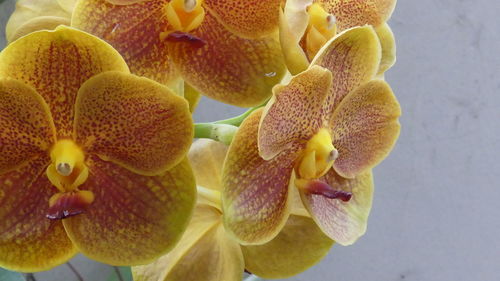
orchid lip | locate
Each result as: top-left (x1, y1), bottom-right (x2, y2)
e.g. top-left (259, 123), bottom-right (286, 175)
top-left (165, 31), bottom-right (206, 48)
top-left (303, 179), bottom-right (352, 202)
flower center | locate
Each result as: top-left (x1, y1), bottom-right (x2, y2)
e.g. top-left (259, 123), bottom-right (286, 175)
top-left (45, 139), bottom-right (94, 220)
top-left (305, 3), bottom-right (337, 59)
top-left (166, 0), bottom-right (206, 33)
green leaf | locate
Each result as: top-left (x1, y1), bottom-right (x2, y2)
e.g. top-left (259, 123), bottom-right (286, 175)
top-left (0, 268), bottom-right (24, 281)
top-left (107, 267), bottom-right (132, 281)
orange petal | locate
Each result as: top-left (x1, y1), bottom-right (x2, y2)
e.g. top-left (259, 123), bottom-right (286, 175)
top-left (317, 0), bottom-right (397, 31)
top-left (331, 80), bottom-right (401, 178)
top-left (167, 13), bottom-right (286, 107)
top-left (258, 66), bottom-right (333, 160)
top-left (299, 169), bottom-right (373, 245)
top-left (222, 109), bottom-right (296, 245)
top-left (188, 139), bottom-right (228, 191)
top-left (375, 23), bottom-right (396, 76)
top-left (133, 205), bottom-right (244, 281)
top-left (72, 0), bottom-right (180, 86)
top-left (0, 78), bottom-right (56, 174)
top-left (62, 156), bottom-right (196, 265)
top-left (105, 0), bottom-right (146, 5)
top-left (241, 214), bottom-right (333, 278)
top-left (203, 0), bottom-right (281, 39)
top-left (311, 26), bottom-right (382, 108)
top-left (74, 71), bottom-right (192, 176)
top-left (0, 26), bottom-right (129, 138)
top-left (0, 157), bottom-right (77, 272)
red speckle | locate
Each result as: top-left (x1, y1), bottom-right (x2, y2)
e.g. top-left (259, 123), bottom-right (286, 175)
top-left (306, 180), bottom-right (352, 202)
top-left (165, 31), bottom-right (206, 48)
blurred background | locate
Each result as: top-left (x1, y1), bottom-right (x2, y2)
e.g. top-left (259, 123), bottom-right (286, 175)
top-left (1, 0), bottom-right (499, 280)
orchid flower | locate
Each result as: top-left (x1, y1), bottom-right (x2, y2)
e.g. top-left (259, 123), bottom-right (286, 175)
top-left (280, 0), bottom-right (397, 76)
top-left (133, 139), bottom-right (333, 281)
top-left (71, 0), bottom-right (287, 107)
top-left (222, 26), bottom-right (401, 245)
top-left (5, 0), bottom-right (77, 43)
top-left (0, 26), bottom-right (195, 272)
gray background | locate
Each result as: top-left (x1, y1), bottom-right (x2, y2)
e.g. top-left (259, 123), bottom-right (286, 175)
top-left (1, 0), bottom-right (499, 280)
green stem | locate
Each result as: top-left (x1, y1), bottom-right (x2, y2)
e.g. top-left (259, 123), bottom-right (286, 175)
top-left (213, 107), bottom-right (260, 126)
top-left (194, 123), bottom-right (238, 145)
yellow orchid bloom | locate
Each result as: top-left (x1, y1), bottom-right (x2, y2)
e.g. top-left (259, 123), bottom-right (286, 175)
top-left (280, 0), bottom-right (397, 75)
top-left (71, 0), bottom-right (287, 107)
top-left (5, 0), bottom-right (78, 43)
top-left (0, 26), bottom-right (196, 272)
top-left (133, 139), bottom-right (333, 281)
top-left (222, 26), bottom-right (401, 245)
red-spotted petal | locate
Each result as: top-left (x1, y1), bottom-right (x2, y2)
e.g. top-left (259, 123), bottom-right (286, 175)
top-left (222, 109), bottom-right (297, 245)
top-left (0, 26), bottom-right (129, 138)
top-left (203, 0), bottom-right (281, 39)
top-left (0, 78), bottom-right (56, 174)
top-left (74, 71), bottom-right (193, 176)
top-left (0, 157), bottom-right (77, 272)
top-left (167, 13), bottom-right (286, 107)
top-left (62, 156), bottom-right (196, 265)
top-left (300, 169), bottom-right (373, 245)
top-left (331, 80), bottom-right (401, 178)
top-left (72, 0), bottom-right (180, 86)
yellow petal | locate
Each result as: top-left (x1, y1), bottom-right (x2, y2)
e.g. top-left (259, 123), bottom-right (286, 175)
top-left (56, 0), bottom-right (78, 13)
top-left (279, 7), bottom-right (310, 75)
top-left (0, 78), bottom-right (56, 174)
top-left (74, 71), bottom-right (193, 176)
top-left (299, 169), bottom-right (373, 245)
top-left (375, 23), bottom-right (396, 76)
top-left (258, 66), bottom-right (333, 160)
top-left (167, 13), bottom-right (286, 107)
top-left (317, 0), bottom-right (397, 31)
top-left (0, 157), bottom-right (77, 272)
top-left (222, 109), bottom-right (296, 245)
top-left (241, 214), bottom-right (333, 278)
top-left (6, 0), bottom-right (71, 43)
top-left (188, 139), bottom-right (228, 191)
top-left (72, 0), bottom-right (180, 85)
top-left (203, 0), bottom-right (281, 39)
top-left (184, 82), bottom-right (202, 113)
top-left (133, 205), bottom-right (244, 281)
top-left (311, 25), bottom-right (382, 109)
top-left (331, 80), bottom-right (401, 178)
top-left (0, 26), bottom-right (129, 138)
top-left (63, 156), bottom-right (196, 266)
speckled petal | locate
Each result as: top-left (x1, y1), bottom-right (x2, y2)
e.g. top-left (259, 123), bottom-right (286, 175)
top-left (241, 214), bottom-right (333, 279)
top-left (105, 0), bottom-right (146, 5)
top-left (133, 205), bottom-right (244, 281)
top-left (167, 13), bottom-right (286, 107)
top-left (0, 78), bottom-right (56, 174)
top-left (203, 0), bottom-right (281, 39)
top-left (299, 169), bottom-right (373, 245)
top-left (188, 139), bottom-right (228, 191)
top-left (375, 23), bottom-right (396, 76)
top-left (222, 109), bottom-right (297, 245)
top-left (311, 26), bottom-right (382, 108)
top-left (74, 71), bottom-right (192, 176)
top-left (317, 0), bottom-right (397, 31)
top-left (0, 26), bottom-right (129, 138)
top-left (72, 0), bottom-right (180, 85)
top-left (258, 66), bottom-right (333, 160)
top-left (331, 80), bottom-right (400, 178)
top-left (63, 156), bottom-right (196, 266)
top-left (0, 157), bottom-right (77, 272)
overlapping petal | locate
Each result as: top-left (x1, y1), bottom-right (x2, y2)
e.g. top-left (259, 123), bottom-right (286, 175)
top-left (188, 139), bottom-right (228, 191)
top-left (184, 83), bottom-right (201, 113)
top-left (331, 80), bottom-right (401, 178)
top-left (167, 13), bottom-right (286, 107)
top-left (375, 23), bottom-right (396, 76)
top-left (317, 0), bottom-right (397, 31)
top-left (74, 71), bottom-right (192, 176)
top-left (241, 214), bottom-right (333, 279)
top-left (63, 156), bottom-right (196, 265)
top-left (299, 169), bottom-right (373, 245)
top-left (222, 109), bottom-right (296, 245)
top-left (311, 26), bottom-right (382, 108)
top-left (72, 0), bottom-right (180, 86)
top-left (0, 158), bottom-right (77, 272)
top-left (203, 0), bottom-right (281, 39)
top-left (258, 66), bottom-right (333, 160)
top-left (0, 26), bottom-right (129, 138)
top-left (278, 4), bottom-right (310, 75)
top-left (0, 79), bottom-right (56, 174)
top-left (133, 205), bottom-right (243, 281)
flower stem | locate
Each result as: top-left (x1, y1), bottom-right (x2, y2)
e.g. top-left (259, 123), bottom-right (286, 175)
top-left (66, 262), bottom-right (84, 281)
top-left (212, 107), bottom-right (260, 126)
top-left (194, 123), bottom-right (238, 145)
top-left (24, 273), bottom-right (36, 281)
top-left (114, 267), bottom-right (124, 281)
